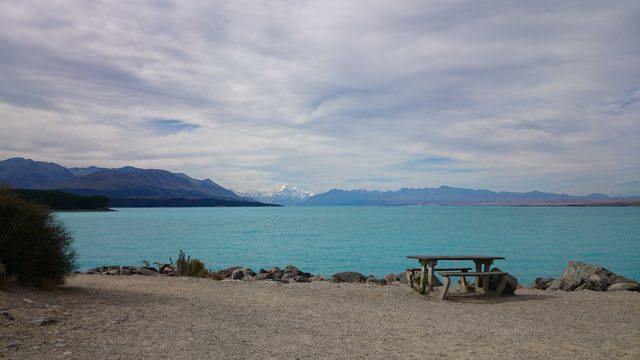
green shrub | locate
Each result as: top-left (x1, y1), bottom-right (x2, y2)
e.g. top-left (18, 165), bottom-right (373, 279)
top-left (0, 189), bottom-right (76, 288)
top-left (174, 250), bottom-right (207, 277)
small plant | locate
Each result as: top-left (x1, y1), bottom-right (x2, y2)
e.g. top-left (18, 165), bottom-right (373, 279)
top-left (174, 250), bottom-right (207, 277)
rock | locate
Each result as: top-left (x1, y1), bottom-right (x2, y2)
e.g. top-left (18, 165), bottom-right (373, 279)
top-left (488, 268), bottom-right (518, 295)
top-left (133, 267), bottom-right (158, 276)
top-left (607, 282), bottom-right (640, 291)
top-left (557, 261), bottom-right (638, 291)
top-left (283, 265), bottom-right (300, 276)
top-left (396, 271), bottom-right (409, 284)
top-left (365, 277), bottom-right (386, 285)
top-left (384, 273), bottom-right (396, 283)
top-left (30, 317), bottom-right (56, 326)
top-left (534, 277), bottom-right (556, 290)
top-left (293, 275), bottom-right (308, 283)
top-left (331, 271), bottom-right (365, 283)
top-left (310, 275), bottom-right (326, 281)
top-left (585, 273), bottom-right (609, 291)
top-left (231, 269), bottom-right (245, 280)
top-left (159, 264), bottom-right (176, 275)
top-left (231, 268), bottom-right (255, 280)
top-left (281, 272), bottom-right (295, 282)
top-left (105, 268), bottom-right (121, 275)
top-left (255, 272), bottom-right (273, 281)
top-left (1, 311), bottom-right (14, 320)
top-left (268, 267), bottom-right (282, 274)
top-left (210, 266), bottom-right (241, 280)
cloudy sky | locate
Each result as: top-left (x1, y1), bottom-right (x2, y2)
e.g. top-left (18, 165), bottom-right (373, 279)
top-left (1, 1), bottom-right (639, 195)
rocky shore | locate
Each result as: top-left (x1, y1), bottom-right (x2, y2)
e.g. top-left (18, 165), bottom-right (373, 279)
top-left (83, 264), bottom-right (408, 285)
top-left (82, 260), bottom-right (639, 293)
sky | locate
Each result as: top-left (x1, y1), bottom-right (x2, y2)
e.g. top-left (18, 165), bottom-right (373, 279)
top-left (0, 1), bottom-right (639, 195)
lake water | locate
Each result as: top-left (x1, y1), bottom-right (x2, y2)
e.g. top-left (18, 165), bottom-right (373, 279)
top-left (56, 206), bottom-right (640, 284)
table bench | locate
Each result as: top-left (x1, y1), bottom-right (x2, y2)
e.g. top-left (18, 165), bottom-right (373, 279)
top-left (407, 255), bottom-right (505, 296)
top-left (406, 267), bottom-right (471, 290)
top-left (439, 271), bottom-right (507, 299)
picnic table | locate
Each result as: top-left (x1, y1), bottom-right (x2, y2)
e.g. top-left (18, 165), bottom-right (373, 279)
top-left (406, 255), bottom-right (505, 296)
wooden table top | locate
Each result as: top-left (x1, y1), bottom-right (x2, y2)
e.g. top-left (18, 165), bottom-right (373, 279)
top-left (407, 255), bottom-right (505, 261)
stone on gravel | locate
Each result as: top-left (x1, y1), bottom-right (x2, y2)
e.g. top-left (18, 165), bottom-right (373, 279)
top-left (534, 277), bottom-right (556, 290)
top-left (255, 272), bottom-right (273, 281)
top-left (1, 310), bottom-right (14, 320)
top-left (365, 277), bottom-right (386, 285)
top-left (210, 266), bottom-right (242, 280)
top-left (30, 317), bottom-right (56, 326)
top-left (607, 282), bottom-right (640, 291)
top-left (488, 268), bottom-right (518, 295)
top-left (396, 271), bottom-right (409, 284)
top-left (331, 271), bottom-right (365, 283)
top-left (557, 261), bottom-right (637, 291)
top-left (384, 274), bottom-right (396, 283)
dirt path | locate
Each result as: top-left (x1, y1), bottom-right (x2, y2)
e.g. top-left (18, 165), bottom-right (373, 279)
top-left (1, 275), bottom-right (639, 359)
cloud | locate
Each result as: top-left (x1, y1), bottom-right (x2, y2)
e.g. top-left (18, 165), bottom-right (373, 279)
top-left (0, 0), bottom-right (639, 195)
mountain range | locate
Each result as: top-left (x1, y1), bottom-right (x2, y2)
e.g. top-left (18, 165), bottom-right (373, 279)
top-left (0, 157), bottom-right (247, 202)
top-left (2, 157), bottom-right (634, 206)
top-left (300, 187), bottom-right (612, 206)
top-left (239, 184), bottom-right (314, 206)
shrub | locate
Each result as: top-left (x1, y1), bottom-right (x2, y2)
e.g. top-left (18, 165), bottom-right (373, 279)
top-left (174, 250), bottom-right (207, 277)
top-left (0, 189), bottom-right (76, 288)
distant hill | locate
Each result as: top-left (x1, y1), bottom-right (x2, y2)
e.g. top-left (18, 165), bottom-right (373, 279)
top-left (0, 157), bottom-right (252, 203)
top-left (0, 158), bottom-right (76, 189)
top-left (301, 186), bottom-right (613, 206)
top-left (10, 189), bottom-right (110, 210)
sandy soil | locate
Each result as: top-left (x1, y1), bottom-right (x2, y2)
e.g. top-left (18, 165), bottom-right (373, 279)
top-left (1, 275), bottom-right (639, 359)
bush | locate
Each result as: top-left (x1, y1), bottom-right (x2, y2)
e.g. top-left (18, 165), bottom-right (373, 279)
top-left (174, 250), bottom-right (207, 277)
top-left (0, 189), bottom-right (76, 288)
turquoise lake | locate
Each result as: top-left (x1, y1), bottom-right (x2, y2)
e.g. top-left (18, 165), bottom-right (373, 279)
top-left (56, 206), bottom-right (640, 284)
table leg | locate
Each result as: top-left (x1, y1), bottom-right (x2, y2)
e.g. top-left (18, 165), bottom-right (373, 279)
top-left (474, 260), bottom-right (482, 288)
top-left (419, 262), bottom-right (428, 295)
top-left (427, 262), bottom-right (435, 292)
top-left (482, 261), bottom-right (492, 293)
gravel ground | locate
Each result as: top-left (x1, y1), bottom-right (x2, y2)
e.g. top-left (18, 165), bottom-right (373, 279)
top-left (1, 274), bottom-right (639, 359)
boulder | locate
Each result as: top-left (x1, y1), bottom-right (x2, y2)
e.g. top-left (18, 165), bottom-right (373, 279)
top-left (365, 276), bottom-right (386, 285)
top-left (283, 265), bottom-right (300, 276)
top-left (309, 275), bottom-right (326, 282)
top-left (488, 268), bottom-right (518, 295)
top-left (396, 271), bottom-right (409, 284)
top-left (533, 277), bottom-right (556, 290)
top-left (293, 275), bottom-right (308, 283)
top-left (133, 267), bottom-right (158, 276)
top-left (557, 261), bottom-right (638, 291)
top-left (607, 282), bottom-right (640, 291)
top-left (209, 266), bottom-right (241, 280)
top-left (255, 272), bottom-right (273, 281)
top-left (331, 271), bottom-right (365, 283)
top-left (230, 268), bottom-right (255, 280)
top-left (230, 269), bottom-right (243, 280)
top-left (159, 264), bottom-right (176, 275)
top-left (105, 268), bottom-right (121, 276)
top-left (384, 273), bottom-right (396, 284)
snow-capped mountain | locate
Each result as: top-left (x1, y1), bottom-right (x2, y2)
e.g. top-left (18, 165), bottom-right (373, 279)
top-left (240, 184), bottom-right (313, 205)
